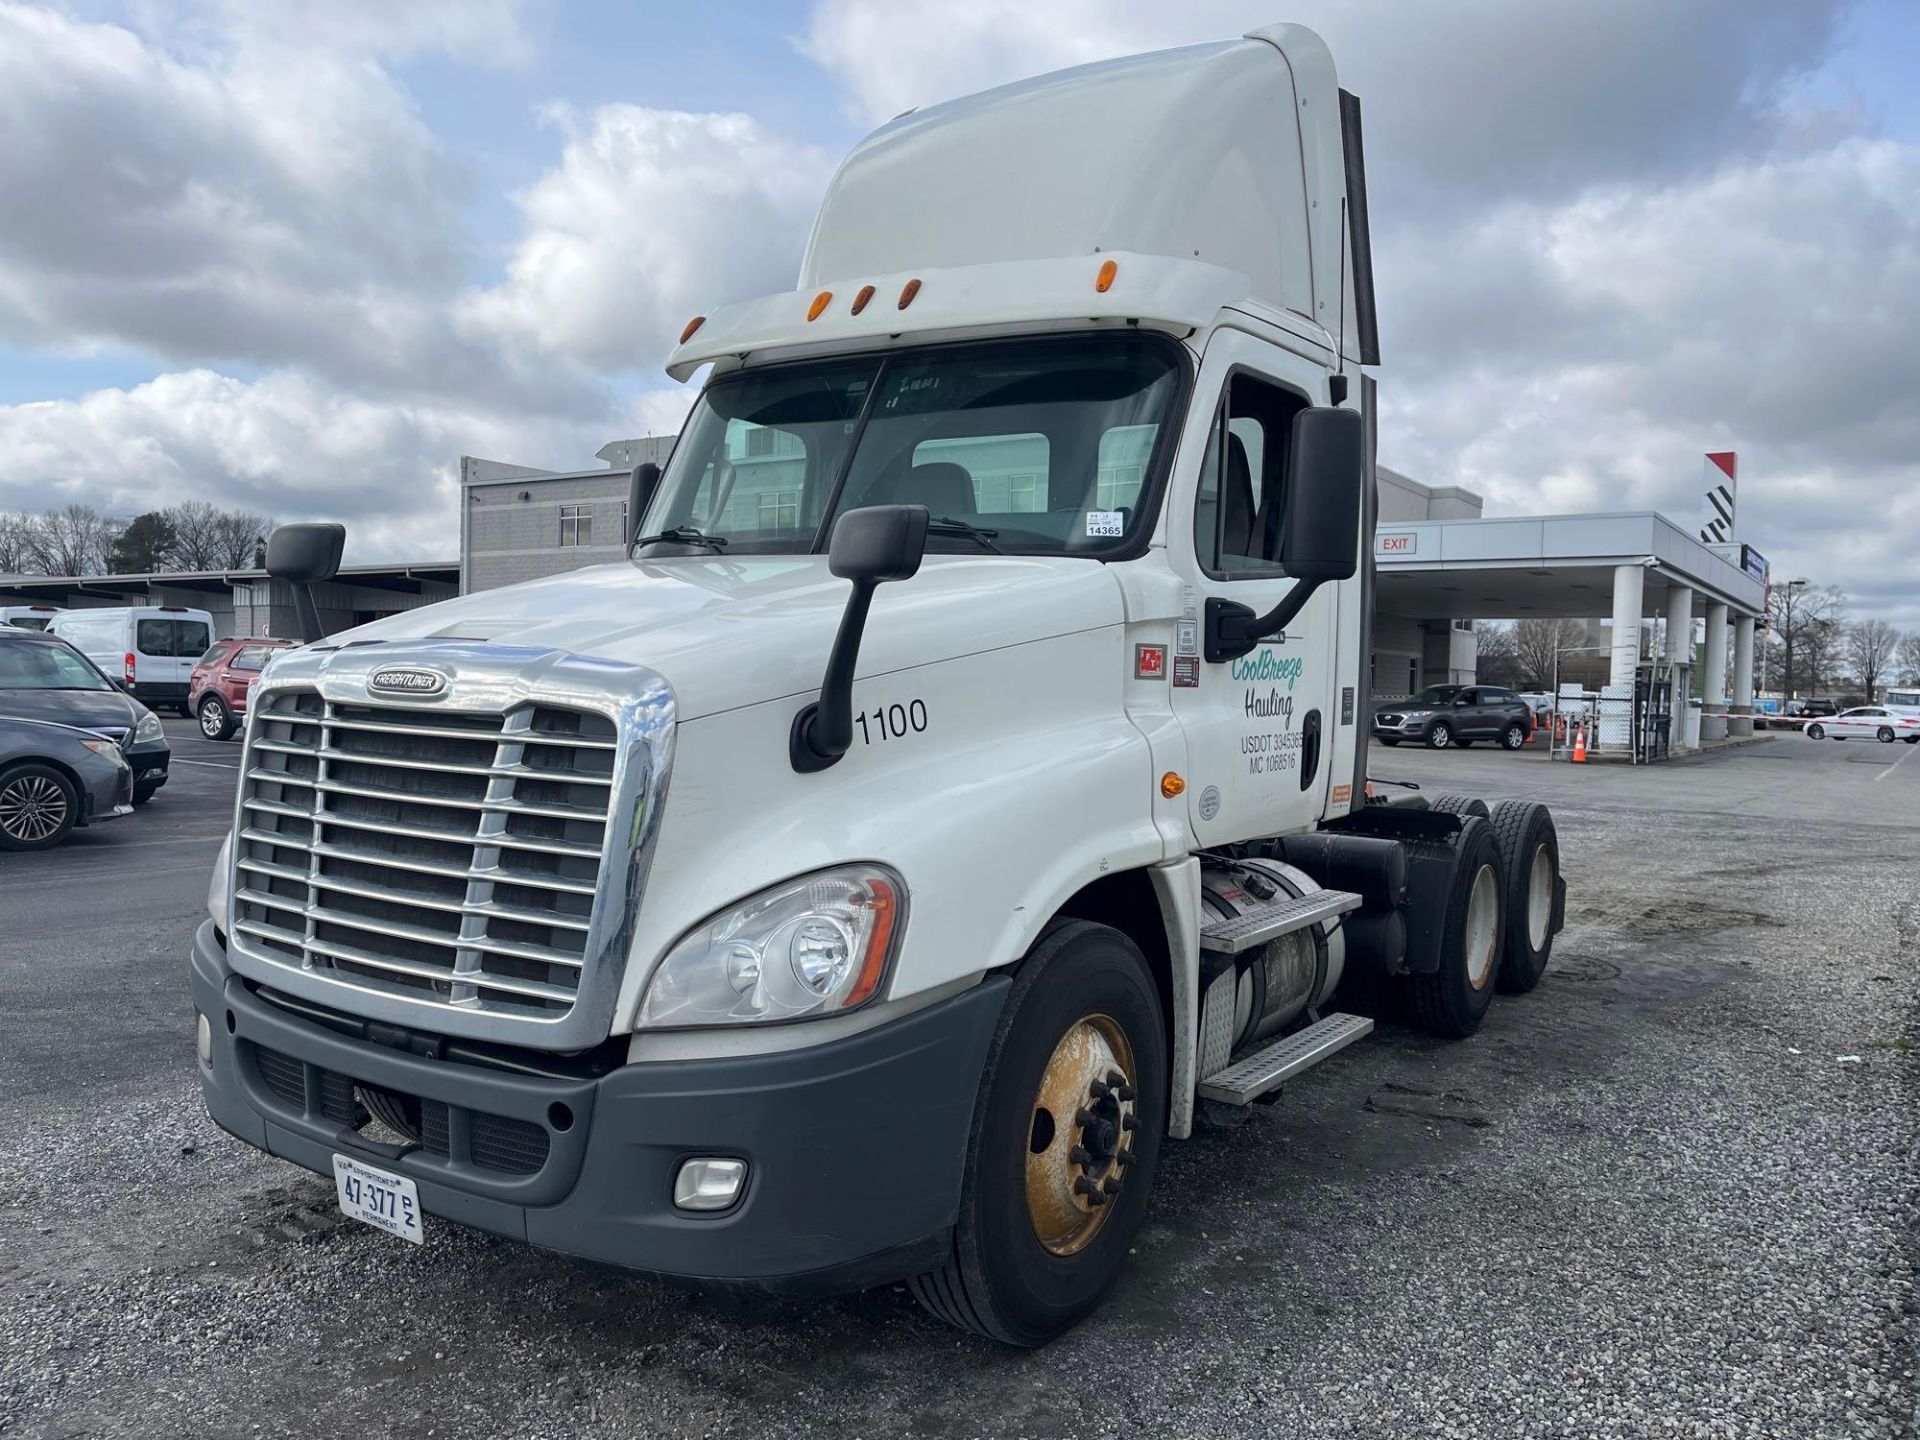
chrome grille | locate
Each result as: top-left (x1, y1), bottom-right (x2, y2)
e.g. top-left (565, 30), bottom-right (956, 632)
top-left (230, 689), bottom-right (618, 1020)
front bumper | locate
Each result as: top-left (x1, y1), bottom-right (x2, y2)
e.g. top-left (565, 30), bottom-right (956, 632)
top-left (126, 740), bottom-right (170, 792)
top-left (191, 921), bottom-right (1007, 1294)
top-left (1371, 712), bottom-right (1432, 738)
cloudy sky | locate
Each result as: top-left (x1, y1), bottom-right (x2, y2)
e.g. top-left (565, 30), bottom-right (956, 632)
top-left (0, 0), bottom-right (1915, 624)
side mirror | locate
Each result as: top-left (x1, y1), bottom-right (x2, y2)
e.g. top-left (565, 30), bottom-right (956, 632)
top-left (1204, 406), bottom-right (1363, 662)
top-left (1278, 406), bottom-right (1363, 583)
top-left (625, 462), bottom-right (661, 549)
top-left (265, 522), bottom-right (345, 643)
top-left (790, 505), bottom-right (930, 773)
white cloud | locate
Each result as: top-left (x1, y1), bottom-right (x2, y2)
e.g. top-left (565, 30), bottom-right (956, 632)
top-left (466, 105), bottom-right (835, 371)
top-left (0, 369), bottom-right (606, 561)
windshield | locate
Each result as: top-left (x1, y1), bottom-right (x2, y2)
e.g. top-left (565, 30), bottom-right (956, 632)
top-left (1406, 685), bottom-right (1461, 706)
top-left (637, 336), bottom-right (1184, 558)
top-left (0, 638), bottom-right (113, 691)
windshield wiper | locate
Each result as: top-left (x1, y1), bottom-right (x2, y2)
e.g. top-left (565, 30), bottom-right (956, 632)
top-left (927, 517), bottom-right (1002, 554)
top-left (635, 525), bottom-right (728, 552)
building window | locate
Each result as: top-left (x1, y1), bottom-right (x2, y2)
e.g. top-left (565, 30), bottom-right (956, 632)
top-left (559, 504), bottom-right (592, 547)
top-left (757, 491), bottom-right (801, 529)
top-left (744, 424), bottom-right (775, 458)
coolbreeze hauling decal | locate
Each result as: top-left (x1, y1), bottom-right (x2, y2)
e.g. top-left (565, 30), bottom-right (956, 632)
top-left (1233, 647), bottom-right (1305, 777)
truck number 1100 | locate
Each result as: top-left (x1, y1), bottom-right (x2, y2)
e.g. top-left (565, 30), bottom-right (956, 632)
top-left (857, 700), bottom-right (929, 745)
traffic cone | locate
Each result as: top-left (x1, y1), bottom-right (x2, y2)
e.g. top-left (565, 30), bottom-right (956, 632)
top-left (1572, 722), bottom-right (1588, 764)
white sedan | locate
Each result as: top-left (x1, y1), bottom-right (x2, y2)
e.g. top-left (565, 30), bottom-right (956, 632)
top-left (1805, 707), bottom-right (1920, 743)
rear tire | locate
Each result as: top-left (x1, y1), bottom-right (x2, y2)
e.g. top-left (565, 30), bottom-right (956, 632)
top-left (909, 920), bottom-right (1166, 1347)
top-left (198, 695), bottom-right (236, 741)
top-left (1429, 794), bottom-right (1491, 820)
top-left (0, 763), bottom-right (79, 852)
top-left (1877, 726), bottom-right (1895, 743)
top-left (1405, 817), bottom-right (1503, 1039)
top-left (1489, 801), bottom-right (1559, 994)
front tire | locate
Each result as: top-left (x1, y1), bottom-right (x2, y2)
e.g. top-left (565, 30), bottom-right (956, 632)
top-left (1406, 816), bottom-right (1503, 1038)
top-left (1424, 721), bottom-right (1453, 750)
top-left (1379, 738), bottom-right (1400, 747)
top-left (1500, 722), bottom-right (1528, 750)
top-left (198, 695), bottom-right (236, 741)
top-left (910, 920), bottom-right (1166, 1347)
top-left (132, 781), bottom-right (161, 807)
top-left (1805, 724), bottom-right (1824, 740)
top-left (0, 763), bottom-right (79, 852)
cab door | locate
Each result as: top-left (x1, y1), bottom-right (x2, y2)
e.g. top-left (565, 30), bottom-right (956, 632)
top-left (1166, 328), bottom-right (1342, 846)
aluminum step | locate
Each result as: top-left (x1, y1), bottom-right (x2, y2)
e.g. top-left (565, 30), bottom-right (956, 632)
top-left (1196, 1012), bottom-right (1375, 1105)
top-left (1198, 888), bottom-right (1363, 955)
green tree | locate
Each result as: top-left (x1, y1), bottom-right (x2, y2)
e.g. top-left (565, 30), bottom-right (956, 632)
top-left (109, 512), bottom-right (179, 573)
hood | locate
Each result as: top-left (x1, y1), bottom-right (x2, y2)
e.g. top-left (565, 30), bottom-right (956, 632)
top-left (332, 554), bottom-right (1125, 720)
top-left (0, 686), bottom-right (142, 735)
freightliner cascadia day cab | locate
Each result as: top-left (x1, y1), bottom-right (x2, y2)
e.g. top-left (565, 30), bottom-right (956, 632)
top-left (192, 25), bottom-right (1566, 1345)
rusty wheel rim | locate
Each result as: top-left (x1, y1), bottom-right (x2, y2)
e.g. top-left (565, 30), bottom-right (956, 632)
top-left (1024, 1013), bottom-right (1138, 1257)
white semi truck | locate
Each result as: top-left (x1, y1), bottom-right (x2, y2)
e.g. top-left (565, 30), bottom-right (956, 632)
top-left (193, 24), bottom-right (1565, 1346)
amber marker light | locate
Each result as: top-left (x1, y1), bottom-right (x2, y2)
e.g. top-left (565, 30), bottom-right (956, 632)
top-left (850, 284), bottom-right (876, 315)
top-left (844, 877), bottom-right (899, 1008)
top-left (1095, 259), bottom-right (1118, 293)
top-left (897, 277), bottom-right (922, 309)
top-left (807, 291), bottom-right (833, 321)
top-left (678, 315), bottom-right (706, 344)
top-left (1160, 772), bottom-right (1186, 799)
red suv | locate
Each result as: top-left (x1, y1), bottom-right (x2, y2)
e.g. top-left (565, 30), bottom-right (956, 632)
top-left (188, 638), bottom-right (293, 740)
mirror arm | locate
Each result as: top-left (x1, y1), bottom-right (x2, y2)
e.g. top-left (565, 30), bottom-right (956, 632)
top-left (1204, 581), bottom-right (1325, 664)
top-left (789, 579), bottom-right (879, 772)
top-left (290, 585), bottom-right (324, 645)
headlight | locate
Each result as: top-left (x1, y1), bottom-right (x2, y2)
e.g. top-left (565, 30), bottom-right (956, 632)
top-left (207, 833), bottom-right (232, 929)
top-left (638, 865), bottom-right (904, 1029)
top-left (1400, 710), bottom-right (1430, 720)
top-left (133, 710), bottom-right (163, 744)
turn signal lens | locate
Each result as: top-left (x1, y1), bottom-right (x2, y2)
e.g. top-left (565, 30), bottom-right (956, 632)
top-left (1160, 772), bottom-right (1186, 799)
top-left (897, 277), bottom-right (922, 309)
top-left (678, 315), bottom-right (705, 344)
top-left (807, 290), bottom-right (833, 321)
top-left (850, 284), bottom-right (876, 315)
top-left (1095, 259), bottom-right (1118, 293)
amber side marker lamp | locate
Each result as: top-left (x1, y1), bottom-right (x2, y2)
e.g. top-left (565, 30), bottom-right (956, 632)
top-left (898, 277), bottom-right (922, 310)
top-left (807, 291), bottom-right (834, 322)
top-left (850, 284), bottom-right (876, 316)
top-left (1160, 772), bottom-right (1186, 799)
top-left (1095, 259), bottom-right (1118, 293)
top-left (678, 315), bottom-right (706, 344)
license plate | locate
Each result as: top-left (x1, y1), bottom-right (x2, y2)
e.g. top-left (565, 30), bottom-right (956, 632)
top-left (331, 1154), bottom-right (425, 1245)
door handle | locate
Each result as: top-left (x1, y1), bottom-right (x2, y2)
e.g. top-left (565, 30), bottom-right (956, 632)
top-left (1299, 709), bottom-right (1322, 791)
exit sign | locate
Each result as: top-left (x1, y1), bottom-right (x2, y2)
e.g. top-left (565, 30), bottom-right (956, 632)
top-left (1377, 533), bottom-right (1417, 555)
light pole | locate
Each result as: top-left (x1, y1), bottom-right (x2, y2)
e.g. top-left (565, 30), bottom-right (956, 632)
top-left (1779, 577), bottom-right (1808, 701)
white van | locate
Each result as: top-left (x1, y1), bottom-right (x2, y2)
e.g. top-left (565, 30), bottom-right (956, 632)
top-left (1885, 686), bottom-right (1920, 717)
top-left (0, 604), bottom-right (64, 632)
top-left (48, 605), bottom-right (215, 714)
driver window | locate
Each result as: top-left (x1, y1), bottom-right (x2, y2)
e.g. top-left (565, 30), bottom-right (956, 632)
top-left (1193, 371), bottom-right (1308, 577)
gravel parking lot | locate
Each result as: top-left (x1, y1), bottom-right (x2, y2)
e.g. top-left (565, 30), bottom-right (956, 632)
top-left (2, 723), bottom-right (1915, 1438)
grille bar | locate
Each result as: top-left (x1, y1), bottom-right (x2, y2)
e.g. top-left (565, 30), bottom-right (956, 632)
top-left (230, 687), bottom-right (618, 1023)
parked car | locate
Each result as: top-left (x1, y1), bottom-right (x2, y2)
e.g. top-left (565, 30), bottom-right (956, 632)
top-left (46, 605), bottom-right (215, 715)
top-left (1805, 707), bottom-right (1920, 744)
top-left (0, 627), bottom-right (172, 804)
top-left (0, 714), bottom-right (133, 851)
top-left (0, 604), bottom-right (64, 632)
top-left (188, 637), bottom-right (294, 740)
top-left (1372, 684), bottom-right (1535, 750)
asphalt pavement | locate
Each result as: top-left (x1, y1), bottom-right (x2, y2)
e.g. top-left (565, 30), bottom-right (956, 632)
top-left (1, 722), bottom-right (1915, 1437)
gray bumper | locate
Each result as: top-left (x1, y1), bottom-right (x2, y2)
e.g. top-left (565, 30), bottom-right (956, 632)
top-left (192, 921), bottom-right (1007, 1294)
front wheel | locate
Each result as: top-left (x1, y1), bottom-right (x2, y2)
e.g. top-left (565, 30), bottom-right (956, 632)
top-left (910, 921), bottom-right (1166, 1347)
top-left (0, 763), bottom-right (79, 852)
top-left (1500, 722), bottom-right (1528, 750)
top-left (198, 695), bottom-right (235, 741)
top-left (1379, 738), bottom-right (1400, 747)
top-left (1805, 724), bottom-right (1824, 740)
top-left (1877, 726), bottom-right (1895, 744)
top-left (1424, 721), bottom-right (1453, 750)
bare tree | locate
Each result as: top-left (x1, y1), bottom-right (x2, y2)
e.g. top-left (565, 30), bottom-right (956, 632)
top-left (1511, 617), bottom-right (1587, 690)
top-left (1896, 631), bottom-right (1920, 685)
top-left (164, 501), bottom-right (272, 571)
top-left (1765, 581), bottom-right (1846, 699)
top-left (1474, 622), bottom-right (1523, 688)
top-left (0, 512), bottom-right (36, 573)
top-left (26, 504), bottom-right (116, 575)
top-left (1846, 619), bottom-right (1899, 701)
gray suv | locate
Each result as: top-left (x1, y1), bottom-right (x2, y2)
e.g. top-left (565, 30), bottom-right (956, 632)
top-left (1374, 684), bottom-right (1534, 751)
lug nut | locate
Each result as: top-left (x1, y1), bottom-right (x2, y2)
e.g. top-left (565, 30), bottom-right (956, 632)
top-left (1102, 1176), bottom-right (1123, 1195)
top-left (1069, 1144), bottom-right (1093, 1165)
top-left (1089, 1079), bottom-right (1111, 1100)
top-left (1122, 1114), bottom-right (1140, 1132)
